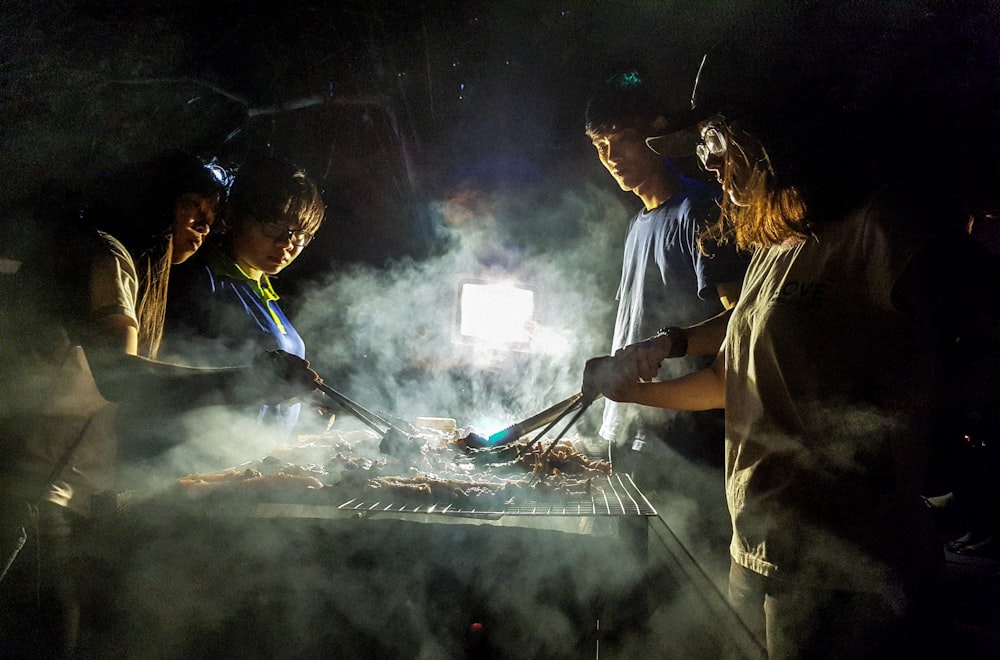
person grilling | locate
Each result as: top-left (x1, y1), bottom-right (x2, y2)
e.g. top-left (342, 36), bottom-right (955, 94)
top-left (0, 150), bottom-right (319, 657)
top-left (163, 156), bottom-right (327, 443)
top-left (583, 11), bottom-right (1000, 659)
top-left (583, 69), bottom-right (749, 498)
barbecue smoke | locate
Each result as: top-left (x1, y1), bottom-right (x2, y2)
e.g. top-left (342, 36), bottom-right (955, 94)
top-left (296, 180), bottom-right (626, 432)
top-left (2, 2), bottom-right (993, 657)
top-left (97, 175), bottom-right (753, 657)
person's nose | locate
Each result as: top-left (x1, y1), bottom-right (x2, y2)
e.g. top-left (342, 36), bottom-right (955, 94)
top-left (605, 143), bottom-right (622, 164)
top-left (273, 232), bottom-right (296, 249)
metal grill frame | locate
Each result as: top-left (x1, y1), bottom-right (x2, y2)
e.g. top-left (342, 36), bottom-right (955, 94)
top-left (334, 473), bottom-right (657, 518)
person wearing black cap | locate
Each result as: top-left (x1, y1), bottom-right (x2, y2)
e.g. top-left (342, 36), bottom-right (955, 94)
top-left (583, 70), bottom-right (749, 495)
top-left (583, 8), bottom-right (1000, 658)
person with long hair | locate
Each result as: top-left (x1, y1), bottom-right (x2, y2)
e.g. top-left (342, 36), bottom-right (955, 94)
top-left (583, 11), bottom-right (1000, 658)
top-left (0, 150), bottom-right (318, 657)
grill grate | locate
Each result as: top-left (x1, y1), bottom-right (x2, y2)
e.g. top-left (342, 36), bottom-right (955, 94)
top-left (336, 473), bottom-right (657, 518)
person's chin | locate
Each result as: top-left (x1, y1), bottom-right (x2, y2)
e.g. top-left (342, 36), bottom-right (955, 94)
top-left (172, 247), bottom-right (196, 265)
top-left (614, 175), bottom-right (643, 193)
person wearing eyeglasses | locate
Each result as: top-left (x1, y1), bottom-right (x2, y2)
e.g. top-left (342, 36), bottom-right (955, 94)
top-left (583, 11), bottom-right (1000, 659)
top-left (163, 156), bottom-right (326, 442)
top-left (0, 150), bottom-right (320, 657)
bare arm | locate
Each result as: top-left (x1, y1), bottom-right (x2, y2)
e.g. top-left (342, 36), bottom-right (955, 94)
top-left (583, 345), bottom-right (727, 410)
top-left (676, 305), bottom-right (734, 357)
top-left (613, 279), bottom-right (741, 382)
top-left (672, 280), bottom-right (741, 356)
top-left (84, 314), bottom-right (315, 411)
top-left (607, 350), bottom-right (727, 411)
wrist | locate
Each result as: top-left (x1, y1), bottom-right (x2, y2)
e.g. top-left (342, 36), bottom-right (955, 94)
top-left (657, 326), bottom-right (688, 359)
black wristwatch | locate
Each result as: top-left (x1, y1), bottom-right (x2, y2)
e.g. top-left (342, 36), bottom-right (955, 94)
top-left (657, 326), bottom-right (689, 358)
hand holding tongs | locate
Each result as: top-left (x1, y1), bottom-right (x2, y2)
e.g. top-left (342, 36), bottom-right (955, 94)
top-left (531, 392), bottom-right (599, 461)
top-left (466, 391), bottom-right (601, 465)
top-left (314, 379), bottom-right (412, 440)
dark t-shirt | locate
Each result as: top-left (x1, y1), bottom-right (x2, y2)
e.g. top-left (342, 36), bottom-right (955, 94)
top-left (162, 243), bottom-right (305, 440)
top-left (601, 176), bottom-right (750, 467)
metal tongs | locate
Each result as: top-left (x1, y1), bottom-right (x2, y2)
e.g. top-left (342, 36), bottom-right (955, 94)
top-left (466, 392), bottom-right (600, 464)
top-left (314, 379), bottom-right (414, 443)
top-left (530, 392), bottom-right (599, 462)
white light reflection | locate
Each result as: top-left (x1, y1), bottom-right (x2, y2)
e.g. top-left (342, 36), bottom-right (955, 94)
top-left (456, 279), bottom-right (535, 348)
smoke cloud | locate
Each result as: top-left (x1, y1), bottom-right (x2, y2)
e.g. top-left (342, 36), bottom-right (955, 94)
top-left (85, 170), bottom-right (759, 657)
top-left (295, 179), bottom-right (627, 434)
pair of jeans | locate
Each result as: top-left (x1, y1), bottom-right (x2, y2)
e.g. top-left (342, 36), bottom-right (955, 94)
top-left (0, 501), bottom-right (80, 659)
top-left (727, 560), bottom-right (946, 659)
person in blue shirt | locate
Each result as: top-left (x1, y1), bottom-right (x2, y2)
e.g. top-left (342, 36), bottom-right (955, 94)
top-left (0, 151), bottom-right (318, 657)
top-left (164, 156), bottom-right (326, 441)
top-left (583, 70), bottom-right (749, 486)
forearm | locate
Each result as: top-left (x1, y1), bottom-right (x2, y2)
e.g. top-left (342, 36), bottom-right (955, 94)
top-left (612, 362), bottom-right (726, 411)
top-left (618, 307), bottom-right (732, 383)
top-left (681, 307), bottom-right (733, 357)
top-left (86, 350), bottom-right (248, 410)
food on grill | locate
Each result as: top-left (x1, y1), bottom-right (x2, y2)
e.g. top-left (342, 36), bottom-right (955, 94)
top-left (505, 438), bottom-right (611, 476)
top-left (178, 467), bottom-right (326, 493)
top-left (178, 468), bottom-right (262, 485)
top-left (365, 472), bottom-right (599, 504)
top-left (174, 420), bottom-right (610, 506)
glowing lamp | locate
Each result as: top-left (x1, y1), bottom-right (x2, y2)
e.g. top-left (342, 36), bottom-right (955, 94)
top-left (455, 279), bottom-right (536, 350)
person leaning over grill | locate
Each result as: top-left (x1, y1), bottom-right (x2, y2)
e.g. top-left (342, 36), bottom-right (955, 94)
top-left (582, 14), bottom-right (1000, 660)
top-left (0, 150), bottom-right (319, 657)
top-left (583, 69), bottom-right (749, 489)
top-left (163, 156), bottom-right (326, 443)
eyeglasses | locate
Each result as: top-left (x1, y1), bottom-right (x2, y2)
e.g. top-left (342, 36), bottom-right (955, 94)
top-left (260, 220), bottom-right (314, 247)
top-left (696, 125), bottom-right (727, 166)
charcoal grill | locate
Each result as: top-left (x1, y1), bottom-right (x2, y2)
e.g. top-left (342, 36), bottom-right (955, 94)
top-left (92, 470), bottom-right (765, 658)
top-left (336, 473), bottom-right (654, 517)
top-left (249, 473), bottom-right (657, 559)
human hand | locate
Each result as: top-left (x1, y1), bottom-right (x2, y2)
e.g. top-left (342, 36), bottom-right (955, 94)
top-left (613, 333), bottom-right (673, 382)
top-left (248, 350), bottom-right (320, 404)
top-left (582, 355), bottom-right (633, 404)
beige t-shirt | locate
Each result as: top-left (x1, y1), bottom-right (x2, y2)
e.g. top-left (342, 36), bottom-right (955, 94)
top-left (724, 195), bottom-right (938, 589)
top-left (0, 232), bottom-right (136, 515)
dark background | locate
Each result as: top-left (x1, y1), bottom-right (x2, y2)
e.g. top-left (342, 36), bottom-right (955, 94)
top-left (0, 1), bottom-right (731, 271)
top-left (3, 1), bottom-right (998, 265)
top-left (1, 9), bottom-right (998, 654)
top-left (2, 0), bottom-right (999, 425)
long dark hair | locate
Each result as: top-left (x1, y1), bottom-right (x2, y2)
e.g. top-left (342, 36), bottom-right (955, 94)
top-left (22, 151), bottom-right (227, 359)
top-left (102, 151), bottom-right (225, 357)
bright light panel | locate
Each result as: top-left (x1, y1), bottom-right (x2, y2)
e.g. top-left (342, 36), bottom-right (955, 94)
top-left (458, 281), bottom-right (535, 346)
